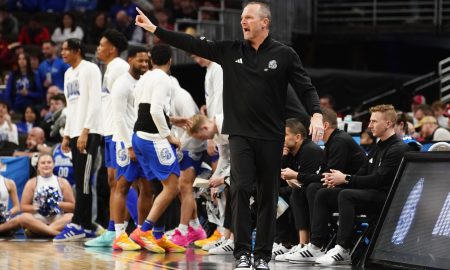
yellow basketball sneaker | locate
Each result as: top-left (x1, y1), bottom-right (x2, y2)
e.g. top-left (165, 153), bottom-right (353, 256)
top-left (156, 235), bottom-right (186, 253)
top-left (129, 228), bottom-right (165, 253)
top-left (194, 229), bottom-right (222, 248)
top-left (112, 233), bottom-right (142, 251)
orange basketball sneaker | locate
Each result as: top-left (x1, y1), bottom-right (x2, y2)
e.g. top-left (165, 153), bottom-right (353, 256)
top-left (112, 233), bottom-right (141, 251)
top-left (156, 235), bottom-right (186, 253)
top-left (194, 229), bottom-right (222, 248)
top-left (129, 228), bottom-right (165, 253)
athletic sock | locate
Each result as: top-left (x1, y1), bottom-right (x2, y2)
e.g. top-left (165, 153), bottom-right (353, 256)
top-left (107, 220), bottom-right (115, 231)
top-left (178, 224), bottom-right (188, 236)
top-left (153, 226), bottom-right (165, 239)
top-left (115, 224), bottom-right (125, 238)
top-left (141, 220), bottom-right (154, 232)
top-left (189, 218), bottom-right (201, 229)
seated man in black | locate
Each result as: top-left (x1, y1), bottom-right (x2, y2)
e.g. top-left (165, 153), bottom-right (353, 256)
top-left (281, 108), bottom-right (367, 262)
top-left (292, 104), bottom-right (407, 266)
top-left (275, 118), bottom-right (323, 256)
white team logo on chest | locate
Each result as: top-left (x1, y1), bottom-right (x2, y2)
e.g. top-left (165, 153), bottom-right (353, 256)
top-left (264, 60), bottom-right (278, 71)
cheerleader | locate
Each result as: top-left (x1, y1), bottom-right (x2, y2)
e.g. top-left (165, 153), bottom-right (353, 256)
top-left (20, 154), bottom-right (74, 237)
top-left (0, 173), bottom-right (21, 235)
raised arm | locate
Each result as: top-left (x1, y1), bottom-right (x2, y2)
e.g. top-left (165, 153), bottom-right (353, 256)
top-left (135, 7), bottom-right (223, 63)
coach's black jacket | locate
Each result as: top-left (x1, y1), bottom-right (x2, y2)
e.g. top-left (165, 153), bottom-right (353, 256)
top-left (349, 134), bottom-right (407, 191)
top-left (154, 27), bottom-right (321, 141)
top-left (301, 129), bottom-right (367, 185)
top-left (282, 138), bottom-right (324, 187)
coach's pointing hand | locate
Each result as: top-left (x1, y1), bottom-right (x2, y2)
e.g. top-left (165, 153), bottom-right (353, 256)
top-left (135, 7), bottom-right (156, 33)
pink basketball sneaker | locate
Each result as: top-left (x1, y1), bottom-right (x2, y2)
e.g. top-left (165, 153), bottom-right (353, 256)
top-left (170, 229), bottom-right (190, 247)
top-left (187, 226), bottom-right (207, 243)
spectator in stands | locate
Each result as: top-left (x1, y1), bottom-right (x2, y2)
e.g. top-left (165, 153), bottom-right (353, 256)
top-left (0, 40), bottom-right (23, 72)
top-left (280, 119), bottom-right (323, 246)
top-left (14, 126), bottom-right (46, 158)
top-left (38, 40), bottom-right (69, 90)
top-left (395, 112), bottom-right (422, 151)
top-left (413, 104), bottom-right (433, 124)
top-left (51, 12), bottom-right (84, 44)
top-left (282, 108), bottom-right (366, 262)
top-left (0, 29), bottom-right (10, 71)
top-left (155, 9), bottom-right (174, 31)
top-left (44, 89), bottom-right (64, 118)
top-left (39, 85), bottom-right (62, 120)
top-left (0, 172), bottom-right (21, 236)
top-left (431, 100), bottom-right (448, 128)
top-left (86, 12), bottom-right (111, 45)
top-left (0, 6), bottom-right (19, 36)
top-left (41, 93), bottom-right (66, 144)
top-left (110, 0), bottom-right (137, 23)
top-left (18, 17), bottom-right (50, 46)
top-left (39, 0), bottom-right (67, 12)
top-left (17, 105), bottom-right (40, 135)
top-left (65, 0), bottom-right (97, 13)
top-left (173, 0), bottom-right (198, 21)
top-left (360, 129), bottom-right (376, 155)
top-left (293, 104), bottom-right (407, 266)
top-left (4, 52), bottom-right (43, 113)
top-left (19, 154), bottom-right (75, 238)
top-left (115, 10), bottom-right (144, 44)
top-left (0, 100), bottom-right (19, 150)
top-left (46, 85), bottom-right (62, 105)
top-left (443, 107), bottom-right (450, 130)
top-left (410, 94), bottom-right (426, 124)
top-left (145, 10), bottom-right (171, 46)
top-left (319, 94), bottom-right (335, 110)
top-left (415, 116), bottom-right (450, 142)
top-left (29, 51), bottom-right (41, 72)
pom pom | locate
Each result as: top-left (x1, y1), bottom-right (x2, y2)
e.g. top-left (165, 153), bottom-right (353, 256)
top-left (34, 186), bottom-right (63, 217)
top-left (0, 203), bottom-right (10, 224)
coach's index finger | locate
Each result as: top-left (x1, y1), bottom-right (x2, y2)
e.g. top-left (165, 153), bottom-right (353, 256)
top-left (135, 7), bottom-right (156, 33)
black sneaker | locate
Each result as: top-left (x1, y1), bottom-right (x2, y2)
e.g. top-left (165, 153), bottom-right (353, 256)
top-left (254, 258), bottom-right (270, 270)
top-left (235, 254), bottom-right (252, 269)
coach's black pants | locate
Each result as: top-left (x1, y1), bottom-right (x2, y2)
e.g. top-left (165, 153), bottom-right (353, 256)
top-left (290, 184), bottom-right (315, 231)
top-left (230, 136), bottom-right (283, 262)
top-left (308, 184), bottom-right (386, 249)
top-left (70, 134), bottom-right (101, 230)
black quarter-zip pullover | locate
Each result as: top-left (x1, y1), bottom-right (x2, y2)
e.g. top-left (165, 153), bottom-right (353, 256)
top-left (154, 28), bottom-right (321, 141)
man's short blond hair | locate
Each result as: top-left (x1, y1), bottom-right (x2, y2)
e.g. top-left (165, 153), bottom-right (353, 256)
top-left (188, 114), bottom-right (208, 136)
top-left (369, 104), bottom-right (397, 123)
top-left (244, 1), bottom-right (271, 23)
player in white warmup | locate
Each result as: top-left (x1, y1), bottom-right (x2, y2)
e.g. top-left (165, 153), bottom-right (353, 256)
top-left (85, 29), bottom-right (130, 247)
